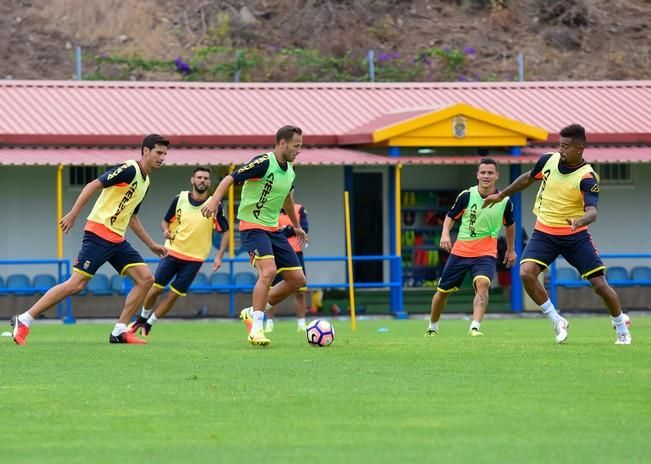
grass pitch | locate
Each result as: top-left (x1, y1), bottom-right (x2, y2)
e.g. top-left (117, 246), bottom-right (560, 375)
top-left (1, 316), bottom-right (649, 464)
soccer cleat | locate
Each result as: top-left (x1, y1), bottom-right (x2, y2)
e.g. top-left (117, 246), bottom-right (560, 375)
top-left (297, 325), bottom-right (306, 333)
top-left (128, 316), bottom-right (148, 335)
top-left (468, 328), bottom-right (484, 337)
top-left (553, 317), bottom-right (570, 344)
top-left (10, 315), bottom-right (30, 346)
top-left (248, 329), bottom-right (271, 346)
top-left (424, 329), bottom-right (438, 337)
top-left (239, 307), bottom-right (253, 333)
top-left (109, 331), bottom-right (148, 344)
top-left (140, 323), bottom-right (153, 336)
top-left (264, 320), bottom-right (274, 333)
top-left (615, 332), bottom-right (632, 345)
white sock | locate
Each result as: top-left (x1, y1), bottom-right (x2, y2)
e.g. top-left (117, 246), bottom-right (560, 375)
top-left (18, 312), bottom-right (35, 327)
top-left (141, 308), bottom-right (152, 318)
top-left (428, 321), bottom-right (439, 332)
top-left (251, 310), bottom-right (265, 333)
top-left (265, 302), bottom-right (272, 311)
top-left (297, 318), bottom-right (306, 328)
top-left (470, 320), bottom-right (481, 331)
top-left (540, 299), bottom-right (562, 323)
top-left (111, 323), bottom-right (127, 337)
top-left (611, 314), bottom-right (629, 334)
top-left (147, 314), bottom-right (158, 325)
top-left (265, 318), bottom-right (274, 328)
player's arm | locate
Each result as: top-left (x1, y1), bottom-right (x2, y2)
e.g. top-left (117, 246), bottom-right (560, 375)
top-left (483, 154), bottom-right (552, 208)
top-left (161, 196), bottom-right (179, 239)
top-left (201, 175), bottom-right (234, 218)
top-left (502, 198), bottom-right (517, 268)
top-left (212, 205), bottom-right (230, 271)
top-left (567, 173), bottom-right (599, 230)
top-left (440, 190), bottom-right (468, 251)
top-left (283, 193), bottom-right (307, 247)
top-left (129, 214), bottom-right (167, 257)
top-left (59, 179), bottom-right (103, 233)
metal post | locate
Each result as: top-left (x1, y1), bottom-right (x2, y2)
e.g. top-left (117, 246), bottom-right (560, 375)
top-left (517, 52), bottom-right (524, 82)
top-left (509, 146), bottom-right (523, 312)
top-left (234, 50), bottom-right (242, 83)
top-left (388, 165), bottom-right (406, 319)
top-left (75, 46), bottom-right (82, 80)
top-left (368, 50), bottom-right (375, 82)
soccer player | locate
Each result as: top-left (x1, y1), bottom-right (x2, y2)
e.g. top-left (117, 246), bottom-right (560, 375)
top-left (10, 134), bottom-right (169, 345)
top-left (201, 125), bottom-right (307, 346)
top-left (483, 124), bottom-right (632, 344)
top-left (128, 167), bottom-right (229, 336)
top-left (425, 158), bottom-right (516, 337)
top-left (265, 201), bottom-right (310, 333)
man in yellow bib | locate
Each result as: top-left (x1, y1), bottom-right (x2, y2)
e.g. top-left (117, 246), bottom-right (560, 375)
top-left (483, 124), bottom-right (632, 345)
top-left (201, 125), bottom-right (307, 346)
top-left (128, 167), bottom-right (229, 337)
top-left (425, 158), bottom-right (516, 337)
top-left (10, 134), bottom-right (169, 345)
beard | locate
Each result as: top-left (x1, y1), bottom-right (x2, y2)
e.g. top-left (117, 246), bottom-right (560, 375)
top-left (194, 184), bottom-right (209, 193)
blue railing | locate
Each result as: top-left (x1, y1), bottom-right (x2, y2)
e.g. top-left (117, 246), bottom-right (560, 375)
top-left (0, 259), bottom-right (74, 323)
top-left (549, 253), bottom-right (651, 306)
top-left (1, 254), bottom-right (401, 322)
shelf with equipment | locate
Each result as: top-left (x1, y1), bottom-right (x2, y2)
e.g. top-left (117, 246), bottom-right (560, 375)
top-left (401, 189), bottom-right (458, 288)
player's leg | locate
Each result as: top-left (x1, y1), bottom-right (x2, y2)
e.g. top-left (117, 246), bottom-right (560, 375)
top-left (145, 260), bottom-right (201, 335)
top-left (468, 256), bottom-right (496, 336)
top-left (294, 252), bottom-right (308, 331)
top-left (520, 230), bottom-right (568, 343)
top-left (267, 231), bottom-right (306, 305)
top-left (108, 242), bottom-right (153, 344)
top-left (426, 255), bottom-right (467, 336)
top-left (265, 272), bottom-right (284, 333)
top-left (10, 231), bottom-right (107, 345)
top-left (564, 231), bottom-right (631, 344)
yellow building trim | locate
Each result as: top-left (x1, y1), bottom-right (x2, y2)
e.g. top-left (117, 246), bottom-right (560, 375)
top-left (371, 103), bottom-right (548, 147)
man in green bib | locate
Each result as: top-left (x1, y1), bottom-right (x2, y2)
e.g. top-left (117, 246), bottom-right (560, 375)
top-left (426, 158), bottom-right (516, 337)
top-left (202, 125), bottom-right (307, 346)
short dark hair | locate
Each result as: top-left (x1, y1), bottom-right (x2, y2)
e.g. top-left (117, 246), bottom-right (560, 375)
top-left (141, 133), bottom-right (170, 156)
top-left (478, 157), bottom-right (497, 169)
top-left (559, 124), bottom-right (586, 144)
top-left (276, 125), bottom-right (302, 144)
top-left (192, 166), bottom-right (211, 176)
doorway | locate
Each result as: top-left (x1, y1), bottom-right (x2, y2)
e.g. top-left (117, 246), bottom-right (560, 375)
top-left (352, 172), bottom-right (383, 282)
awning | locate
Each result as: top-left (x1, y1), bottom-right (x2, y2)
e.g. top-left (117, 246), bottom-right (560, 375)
top-left (1, 146), bottom-right (649, 167)
top-left (523, 146), bottom-right (651, 163)
top-left (0, 147), bottom-right (392, 166)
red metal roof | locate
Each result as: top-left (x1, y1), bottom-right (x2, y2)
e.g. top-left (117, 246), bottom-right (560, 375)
top-left (1, 146), bottom-right (647, 166)
top-left (1, 80), bottom-right (650, 146)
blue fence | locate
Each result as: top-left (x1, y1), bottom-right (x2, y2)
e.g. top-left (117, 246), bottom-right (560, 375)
top-left (549, 253), bottom-right (651, 306)
top-left (0, 259), bottom-right (74, 323)
top-left (1, 254), bottom-right (401, 322)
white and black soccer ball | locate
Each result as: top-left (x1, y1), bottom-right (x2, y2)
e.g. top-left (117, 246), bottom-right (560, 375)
top-left (306, 319), bottom-right (335, 347)
top-left (612, 313), bottom-right (631, 330)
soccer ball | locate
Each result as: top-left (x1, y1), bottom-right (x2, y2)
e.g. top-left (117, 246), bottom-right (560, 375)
top-left (306, 319), bottom-right (335, 347)
top-left (612, 313), bottom-right (631, 330)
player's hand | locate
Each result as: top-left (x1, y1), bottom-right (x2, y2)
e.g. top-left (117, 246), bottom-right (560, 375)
top-left (566, 218), bottom-right (579, 230)
top-left (439, 234), bottom-right (452, 252)
top-left (59, 211), bottom-right (77, 234)
top-left (201, 202), bottom-right (217, 218)
top-left (150, 243), bottom-right (168, 257)
top-left (482, 193), bottom-right (502, 209)
top-left (294, 227), bottom-right (308, 247)
top-left (212, 255), bottom-right (223, 271)
top-left (163, 229), bottom-right (172, 240)
top-left (504, 249), bottom-right (517, 268)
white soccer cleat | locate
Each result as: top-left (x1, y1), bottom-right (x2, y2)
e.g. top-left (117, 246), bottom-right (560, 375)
top-left (615, 332), bottom-right (632, 345)
top-left (553, 317), bottom-right (569, 344)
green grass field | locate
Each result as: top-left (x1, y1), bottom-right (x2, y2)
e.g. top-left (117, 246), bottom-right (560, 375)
top-left (1, 316), bottom-right (649, 464)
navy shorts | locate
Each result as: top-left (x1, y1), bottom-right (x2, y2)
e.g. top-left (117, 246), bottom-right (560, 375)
top-left (521, 229), bottom-right (605, 278)
top-left (153, 255), bottom-right (203, 296)
top-left (272, 251), bottom-right (307, 289)
top-left (240, 228), bottom-right (302, 271)
top-left (74, 231), bottom-right (145, 277)
top-left (437, 255), bottom-right (496, 293)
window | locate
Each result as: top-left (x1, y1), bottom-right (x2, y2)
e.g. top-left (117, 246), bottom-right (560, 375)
top-left (595, 163), bottom-right (633, 185)
top-left (69, 166), bottom-right (99, 187)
